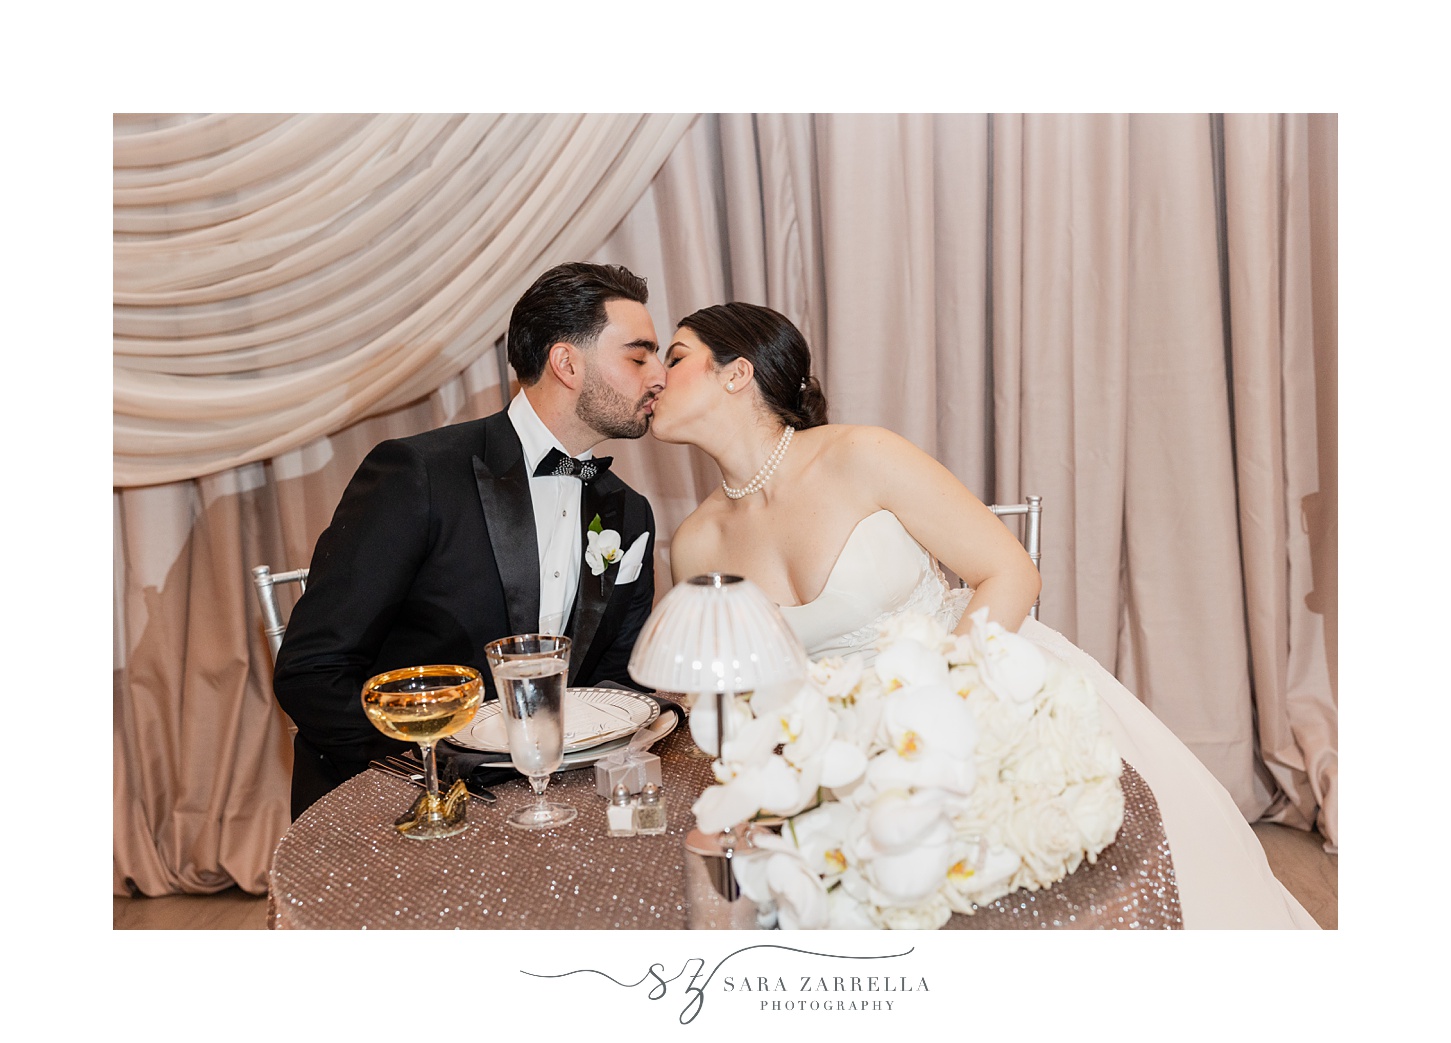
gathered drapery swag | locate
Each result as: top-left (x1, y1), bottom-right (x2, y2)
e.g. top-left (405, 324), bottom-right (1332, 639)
top-left (114, 113), bottom-right (695, 487)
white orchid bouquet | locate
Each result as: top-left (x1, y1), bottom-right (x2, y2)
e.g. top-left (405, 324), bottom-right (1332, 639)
top-left (690, 609), bottom-right (1125, 929)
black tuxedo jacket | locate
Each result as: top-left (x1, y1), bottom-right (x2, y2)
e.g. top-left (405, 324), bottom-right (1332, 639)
top-left (273, 409), bottom-right (656, 816)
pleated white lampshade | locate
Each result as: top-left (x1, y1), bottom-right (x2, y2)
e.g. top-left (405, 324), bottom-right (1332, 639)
top-left (628, 573), bottom-right (808, 695)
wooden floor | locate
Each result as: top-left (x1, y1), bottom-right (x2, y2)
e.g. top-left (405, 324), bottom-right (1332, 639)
top-left (112, 822), bottom-right (1336, 930)
top-left (1249, 821), bottom-right (1338, 929)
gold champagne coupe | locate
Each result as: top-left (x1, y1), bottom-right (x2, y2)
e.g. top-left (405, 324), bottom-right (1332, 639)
top-left (483, 634), bottom-right (577, 831)
top-left (361, 664), bottom-right (483, 840)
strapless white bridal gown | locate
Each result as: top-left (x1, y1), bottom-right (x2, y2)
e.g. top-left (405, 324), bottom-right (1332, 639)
top-left (776, 509), bottom-right (1319, 930)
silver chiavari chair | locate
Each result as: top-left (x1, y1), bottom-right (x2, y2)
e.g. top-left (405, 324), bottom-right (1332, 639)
top-left (250, 565), bottom-right (310, 664)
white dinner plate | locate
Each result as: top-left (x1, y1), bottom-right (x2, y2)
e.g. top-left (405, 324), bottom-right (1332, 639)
top-left (449, 686), bottom-right (661, 755)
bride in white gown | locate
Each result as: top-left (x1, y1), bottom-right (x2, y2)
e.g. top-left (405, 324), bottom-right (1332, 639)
top-left (650, 302), bottom-right (1317, 930)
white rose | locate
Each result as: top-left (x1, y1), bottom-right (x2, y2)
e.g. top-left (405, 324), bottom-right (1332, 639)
top-left (1009, 738), bottom-right (1069, 792)
top-left (1030, 661), bottom-right (1120, 783)
top-left (956, 775), bottom-right (1016, 843)
top-left (1005, 795), bottom-right (1080, 885)
top-left (1090, 735), bottom-right (1125, 780)
top-left (878, 611), bottom-right (952, 651)
top-left (1044, 657), bottom-right (1099, 716)
top-left (967, 692), bottom-right (1033, 766)
top-left (1063, 777), bottom-right (1126, 856)
top-left (870, 893), bottom-right (953, 930)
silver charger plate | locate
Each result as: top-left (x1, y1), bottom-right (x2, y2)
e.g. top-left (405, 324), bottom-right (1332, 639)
top-left (554, 710), bottom-right (678, 770)
top-left (450, 686), bottom-right (661, 755)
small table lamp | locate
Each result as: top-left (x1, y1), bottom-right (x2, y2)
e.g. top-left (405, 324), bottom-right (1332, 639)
top-left (629, 572), bottom-right (808, 736)
top-left (628, 573), bottom-right (808, 896)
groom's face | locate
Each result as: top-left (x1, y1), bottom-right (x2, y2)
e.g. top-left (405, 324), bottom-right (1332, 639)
top-left (574, 298), bottom-right (664, 440)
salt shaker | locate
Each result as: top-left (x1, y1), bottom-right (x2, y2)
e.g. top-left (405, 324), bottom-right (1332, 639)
top-left (634, 782), bottom-right (667, 835)
top-left (607, 783), bottom-right (636, 837)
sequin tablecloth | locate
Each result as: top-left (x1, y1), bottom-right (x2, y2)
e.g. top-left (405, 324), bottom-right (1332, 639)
top-left (267, 728), bottom-right (1180, 929)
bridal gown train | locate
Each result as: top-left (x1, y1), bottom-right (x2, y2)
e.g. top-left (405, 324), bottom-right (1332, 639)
top-left (775, 510), bottom-right (1319, 930)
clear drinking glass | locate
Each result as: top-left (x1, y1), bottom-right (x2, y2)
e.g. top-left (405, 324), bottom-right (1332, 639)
top-left (484, 634), bottom-right (577, 831)
top-left (361, 664), bottom-right (483, 840)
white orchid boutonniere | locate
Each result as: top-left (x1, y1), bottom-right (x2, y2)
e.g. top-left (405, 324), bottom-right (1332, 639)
top-left (584, 515), bottom-right (623, 591)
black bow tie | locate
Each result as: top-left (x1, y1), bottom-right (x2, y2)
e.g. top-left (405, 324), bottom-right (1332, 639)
top-left (533, 447), bottom-right (613, 484)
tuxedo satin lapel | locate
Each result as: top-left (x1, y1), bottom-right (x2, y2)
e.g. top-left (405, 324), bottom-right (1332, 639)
top-left (570, 481), bottom-right (625, 684)
top-left (473, 417), bottom-right (540, 637)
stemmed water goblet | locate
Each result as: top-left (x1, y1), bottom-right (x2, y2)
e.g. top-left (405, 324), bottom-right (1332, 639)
top-left (484, 634), bottom-right (577, 831)
top-left (361, 664), bottom-right (483, 839)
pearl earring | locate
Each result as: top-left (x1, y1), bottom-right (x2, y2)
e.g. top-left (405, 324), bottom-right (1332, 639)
top-left (726, 381), bottom-right (735, 391)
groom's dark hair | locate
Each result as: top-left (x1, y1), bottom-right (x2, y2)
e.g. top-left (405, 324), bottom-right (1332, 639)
top-left (507, 262), bottom-right (649, 385)
top-left (677, 302), bottom-right (829, 429)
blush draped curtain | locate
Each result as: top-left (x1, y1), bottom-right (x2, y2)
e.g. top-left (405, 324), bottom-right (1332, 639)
top-left (114, 113), bottom-right (696, 486)
top-left (113, 113), bottom-right (1336, 896)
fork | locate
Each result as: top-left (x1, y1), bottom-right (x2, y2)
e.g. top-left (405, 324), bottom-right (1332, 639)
top-left (369, 758), bottom-right (498, 804)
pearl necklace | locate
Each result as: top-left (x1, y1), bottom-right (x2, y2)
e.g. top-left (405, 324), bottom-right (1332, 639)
top-left (722, 426), bottom-right (795, 500)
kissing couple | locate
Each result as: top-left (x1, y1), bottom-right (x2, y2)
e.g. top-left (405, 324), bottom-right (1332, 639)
top-left (273, 259), bottom-right (1038, 817)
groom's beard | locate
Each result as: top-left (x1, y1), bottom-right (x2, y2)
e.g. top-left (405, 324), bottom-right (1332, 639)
top-left (577, 379), bottom-right (655, 440)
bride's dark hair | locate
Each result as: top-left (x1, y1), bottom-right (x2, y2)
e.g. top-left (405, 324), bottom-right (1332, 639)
top-left (675, 302), bottom-right (829, 429)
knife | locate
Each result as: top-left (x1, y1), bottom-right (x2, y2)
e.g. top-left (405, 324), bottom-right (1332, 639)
top-left (368, 760), bottom-right (498, 804)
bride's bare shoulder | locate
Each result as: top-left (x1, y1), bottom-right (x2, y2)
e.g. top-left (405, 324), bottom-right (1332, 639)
top-left (674, 499), bottom-right (723, 540)
top-left (670, 499), bottom-right (730, 581)
top-left (805, 423), bottom-right (912, 466)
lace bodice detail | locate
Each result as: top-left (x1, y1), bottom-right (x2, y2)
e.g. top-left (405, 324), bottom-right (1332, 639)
top-left (776, 510), bottom-right (971, 665)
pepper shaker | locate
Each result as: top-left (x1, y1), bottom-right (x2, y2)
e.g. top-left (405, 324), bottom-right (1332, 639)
top-left (607, 783), bottom-right (636, 837)
top-left (634, 782), bottom-right (667, 835)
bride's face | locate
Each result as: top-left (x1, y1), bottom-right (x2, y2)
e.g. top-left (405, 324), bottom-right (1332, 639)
top-left (652, 327), bottom-right (727, 444)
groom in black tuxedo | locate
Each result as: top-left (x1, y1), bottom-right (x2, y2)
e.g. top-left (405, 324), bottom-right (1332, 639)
top-left (273, 262), bottom-right (666, 818)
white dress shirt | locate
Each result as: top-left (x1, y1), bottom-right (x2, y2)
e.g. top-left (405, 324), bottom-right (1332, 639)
top-left (507, 391), bottom-right (590, 635)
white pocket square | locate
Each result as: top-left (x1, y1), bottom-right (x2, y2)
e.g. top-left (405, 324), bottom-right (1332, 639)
top-left (614, 532), bottom-right (650, 585)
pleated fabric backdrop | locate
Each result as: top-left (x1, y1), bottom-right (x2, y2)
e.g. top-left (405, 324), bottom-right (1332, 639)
top-left (113, 113), bottom-right (1336, 895)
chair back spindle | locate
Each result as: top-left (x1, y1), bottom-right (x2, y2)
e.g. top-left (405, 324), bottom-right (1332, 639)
top-left (250, 565), bottom-right (309, 664)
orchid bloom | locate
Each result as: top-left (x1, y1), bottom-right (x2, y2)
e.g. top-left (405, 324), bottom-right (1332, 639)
top-left (583, 528), bottom-right (622, 576)
top-left (849, 789), bottom-right (959, 907)
top-left (965, 608), bottom-right (1047, 704)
